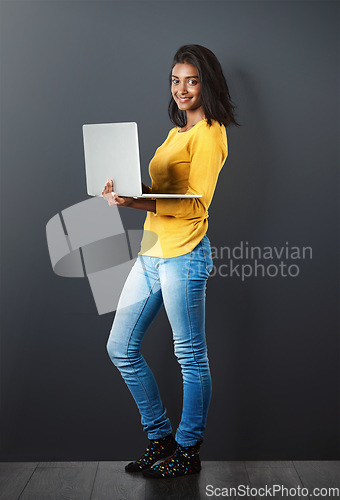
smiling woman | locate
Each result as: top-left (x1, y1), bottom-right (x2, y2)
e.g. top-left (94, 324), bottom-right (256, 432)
top-left (104, 44), bottom-right (240, 480)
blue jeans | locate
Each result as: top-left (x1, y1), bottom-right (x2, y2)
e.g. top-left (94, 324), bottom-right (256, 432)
top-left (106, 233), bottom-right (214, 447)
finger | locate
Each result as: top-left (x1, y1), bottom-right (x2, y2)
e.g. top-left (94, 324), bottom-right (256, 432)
top-left (103, 182), bottom-right (112, 195)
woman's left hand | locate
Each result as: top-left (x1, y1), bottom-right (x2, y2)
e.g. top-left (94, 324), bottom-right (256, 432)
top-left (102, 179), bottom-right (134, 207)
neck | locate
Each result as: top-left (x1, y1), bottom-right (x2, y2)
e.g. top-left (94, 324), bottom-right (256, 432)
top-left (185, 108), bottom-right (206, 129)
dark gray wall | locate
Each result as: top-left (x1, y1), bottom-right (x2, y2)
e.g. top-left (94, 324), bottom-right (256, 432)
top-left (0, 1), bottom-right (338, 461)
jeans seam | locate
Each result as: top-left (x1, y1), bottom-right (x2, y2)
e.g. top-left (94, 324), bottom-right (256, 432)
top-left (125, 275), bottom-right (161, 421)
top-left (200, 240), bottom-right (211, 274)
top-left (186, 251), bottom-right (205, 433)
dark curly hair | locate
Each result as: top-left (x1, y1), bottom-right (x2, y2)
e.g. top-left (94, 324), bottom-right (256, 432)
top-left (168, 44), bottom-right (240, 128)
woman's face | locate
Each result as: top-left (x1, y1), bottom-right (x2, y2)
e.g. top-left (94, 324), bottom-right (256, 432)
top-left (171, 62), bottom-right (202, 112)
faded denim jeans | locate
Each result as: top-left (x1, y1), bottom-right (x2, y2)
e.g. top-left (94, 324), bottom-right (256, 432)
top-left (106, 233), bottom-right (214, 447)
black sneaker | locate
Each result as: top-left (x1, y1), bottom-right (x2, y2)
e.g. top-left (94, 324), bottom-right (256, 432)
top-left (125, 434), bottom-right (177, 472)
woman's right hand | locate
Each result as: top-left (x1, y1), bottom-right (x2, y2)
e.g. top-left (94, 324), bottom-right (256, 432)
top-left (102, 178), bottom-right (134, 208)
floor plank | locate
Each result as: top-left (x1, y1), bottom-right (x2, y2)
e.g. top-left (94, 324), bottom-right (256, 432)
top-left (144, 470), bottom-right (202, 500)
top-left (19, 462), bottom-right (98, 500)
top-left (91, 462), bottom-right (145, 500)
top-left (0, 463), bottom-right (38, 500)
top-left (37, 462), bottom-right (98, 468)
top-left (199, 462), bottom-right (252, 500)
top-left (294, 461), bottom-right (340, 499)
top-left (245, 461), bottom-right (293, 468)
top-left (247, 466), bottom-right (307, 500)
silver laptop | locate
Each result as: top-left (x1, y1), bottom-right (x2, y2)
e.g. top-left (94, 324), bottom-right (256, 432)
top-left (82, 122), bottom-right (202, 199)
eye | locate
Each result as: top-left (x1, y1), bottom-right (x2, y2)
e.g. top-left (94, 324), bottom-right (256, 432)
top-left (188, 79), bottom-right (198, 86)
top-left (171, 79), bottom-right (179, 85)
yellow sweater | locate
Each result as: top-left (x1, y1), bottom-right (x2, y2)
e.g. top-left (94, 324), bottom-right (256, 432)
top-left (138, 119), bottom-right (228, 258)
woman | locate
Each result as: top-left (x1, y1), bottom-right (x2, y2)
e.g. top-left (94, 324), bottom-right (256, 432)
top-left (102, 44), bottom-right (239, 479)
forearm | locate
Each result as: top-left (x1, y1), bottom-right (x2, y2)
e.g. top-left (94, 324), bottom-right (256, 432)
top-left (130, 198), bottom-right (156, 213)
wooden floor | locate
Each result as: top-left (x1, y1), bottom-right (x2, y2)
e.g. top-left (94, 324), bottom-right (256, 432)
top-left (0, 461), bottom-right (339, 499)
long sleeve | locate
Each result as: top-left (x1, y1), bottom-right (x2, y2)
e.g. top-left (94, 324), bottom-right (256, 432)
top-left (153, 123), bottom-right (228, 219)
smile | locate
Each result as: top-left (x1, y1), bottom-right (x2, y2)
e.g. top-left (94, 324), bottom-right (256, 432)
top-left (177, 96), bottom-right (192, 103)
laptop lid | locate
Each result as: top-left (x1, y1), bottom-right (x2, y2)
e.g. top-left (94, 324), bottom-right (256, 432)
top-left (82, 122), bottom-right (142, 197)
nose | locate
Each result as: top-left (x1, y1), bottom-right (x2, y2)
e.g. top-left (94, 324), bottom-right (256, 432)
top-left (178, 81), bottom-right (188, 94)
